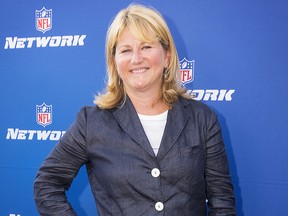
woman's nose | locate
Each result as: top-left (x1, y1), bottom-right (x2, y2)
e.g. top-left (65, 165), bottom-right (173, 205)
top-left (131, 50), bottom-right (143, 64)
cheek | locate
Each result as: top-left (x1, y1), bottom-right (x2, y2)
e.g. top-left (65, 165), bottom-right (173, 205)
top-left (153, 56), bottom-right (166, 70)
top-left (115, 57), bottom-right (125, 75)
top-left (152, 50), bottom-right (169, 68)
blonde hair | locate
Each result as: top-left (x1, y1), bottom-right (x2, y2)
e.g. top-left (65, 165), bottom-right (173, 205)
top-left (94, 3), bottom-right (189, 109)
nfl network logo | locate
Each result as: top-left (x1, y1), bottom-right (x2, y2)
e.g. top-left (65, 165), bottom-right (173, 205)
top-left (36, 103), bottom-right (52, 127)
top-left (35, 7), bottom-right (52, 33)
top-left (180, 58), bottom-right (194, 85)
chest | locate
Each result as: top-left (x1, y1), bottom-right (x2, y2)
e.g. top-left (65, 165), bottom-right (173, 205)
top-left (85, 123), bottom-right (206, 190)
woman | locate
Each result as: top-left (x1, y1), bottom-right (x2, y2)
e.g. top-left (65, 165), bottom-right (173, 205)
top-left (34, 4), bottom-right (236, 215)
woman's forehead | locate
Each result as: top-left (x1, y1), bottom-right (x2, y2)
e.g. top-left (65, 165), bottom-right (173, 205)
top-left (117, 26), bottom-right (158, 44)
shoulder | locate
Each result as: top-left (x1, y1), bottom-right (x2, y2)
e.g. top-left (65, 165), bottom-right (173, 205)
top-left (178, 97), bottom-right (221, 137)
top-left (75, 105), bottom-right (116, 124)
top-left (178, 97), bottom-right (219, 127)
top-left (78, 105), bottom-right (100, 115)
top-left (179, 97), bottom-right (215, 116)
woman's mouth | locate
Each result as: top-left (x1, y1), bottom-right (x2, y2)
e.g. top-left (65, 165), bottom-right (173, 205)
top-left (130, 68), bottom-right (148, 74)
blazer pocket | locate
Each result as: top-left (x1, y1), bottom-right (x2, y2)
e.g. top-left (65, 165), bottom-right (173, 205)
top-left (180, 145), bottom-right (203, 157)
top-left (180, 145), bottom-right (205, 186)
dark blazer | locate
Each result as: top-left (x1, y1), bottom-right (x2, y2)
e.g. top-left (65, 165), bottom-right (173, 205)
top-left (34, 97), bottom-right (236, 215)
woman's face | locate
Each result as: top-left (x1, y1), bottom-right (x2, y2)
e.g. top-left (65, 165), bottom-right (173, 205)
top-left (114, 27), bottom-right (170, 96)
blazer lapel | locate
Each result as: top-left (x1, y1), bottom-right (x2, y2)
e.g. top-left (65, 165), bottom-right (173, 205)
top-left (113, 97), bottom-right (155, 157)
top-left (157, 98), bottom-right (190, 160)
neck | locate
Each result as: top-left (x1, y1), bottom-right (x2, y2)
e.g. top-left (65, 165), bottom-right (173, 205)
top-left (127, 91), bottom-right (169, 115)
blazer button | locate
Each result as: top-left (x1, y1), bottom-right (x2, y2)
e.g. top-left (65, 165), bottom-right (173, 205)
top-left (155, 202), bottom-right (164, 211)
top-left (151, 168), bottom-right (160, 178)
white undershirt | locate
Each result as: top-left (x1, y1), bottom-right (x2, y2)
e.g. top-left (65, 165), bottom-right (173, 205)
top-left (138, 110), bottom-right (168, 156)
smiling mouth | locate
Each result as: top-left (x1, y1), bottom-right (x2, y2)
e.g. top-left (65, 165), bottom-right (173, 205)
top-left (130, 68), bottom-right (148, 74)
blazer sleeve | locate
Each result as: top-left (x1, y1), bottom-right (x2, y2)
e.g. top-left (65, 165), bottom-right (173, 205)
top-left (204, 110), bottom-right (236, 215)
top-left (34, 107), bottom-right (89, 216)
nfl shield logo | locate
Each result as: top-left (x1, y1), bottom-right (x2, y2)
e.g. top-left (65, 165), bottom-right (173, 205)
top-left (36, 103), bottom-right (52, 127)
top-left (180, 58), bottom-right (195, 85)
top-left (35, 7), bottom-right (52, 33)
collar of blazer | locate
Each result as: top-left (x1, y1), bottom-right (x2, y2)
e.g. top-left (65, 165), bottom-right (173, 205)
top-left (112, 96), bottom-right (190, 160)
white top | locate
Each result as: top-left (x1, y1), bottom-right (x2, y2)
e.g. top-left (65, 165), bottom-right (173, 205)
top-left (138, 110), bottom-right (168, 156)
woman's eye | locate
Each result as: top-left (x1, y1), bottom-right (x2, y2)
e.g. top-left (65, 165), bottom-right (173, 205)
top-left (142, 46), bottom-right (151, 50)
top-left (121, 49), bottom-right (130, 53)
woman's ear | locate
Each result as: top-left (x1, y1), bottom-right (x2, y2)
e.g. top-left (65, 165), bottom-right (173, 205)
top-left (164, 50), bottom-right (171, 68)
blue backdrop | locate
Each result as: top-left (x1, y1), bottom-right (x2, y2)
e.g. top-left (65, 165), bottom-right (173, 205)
top-left (1, 0), bottom-right (288, 215)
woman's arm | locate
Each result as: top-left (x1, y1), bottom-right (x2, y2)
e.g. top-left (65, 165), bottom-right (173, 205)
top-left (205, 111), bottom-right (236, 215)
top-left (34, 107), bottom-right (88, 216)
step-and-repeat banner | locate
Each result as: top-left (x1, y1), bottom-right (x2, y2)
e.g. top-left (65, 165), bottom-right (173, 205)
top-left (1, 0), bottom-right (287, 215)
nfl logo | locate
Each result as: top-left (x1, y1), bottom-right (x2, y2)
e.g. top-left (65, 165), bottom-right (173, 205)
top-left (35, 7), bottom-right (52, 33)
top-left (36, 103), bottom-right (52, 127)
top-left (180, 58), bottom-right (195, 85)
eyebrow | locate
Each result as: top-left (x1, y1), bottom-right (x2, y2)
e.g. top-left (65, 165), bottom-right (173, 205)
top-left (117, 41), bottom-right (156, 48)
